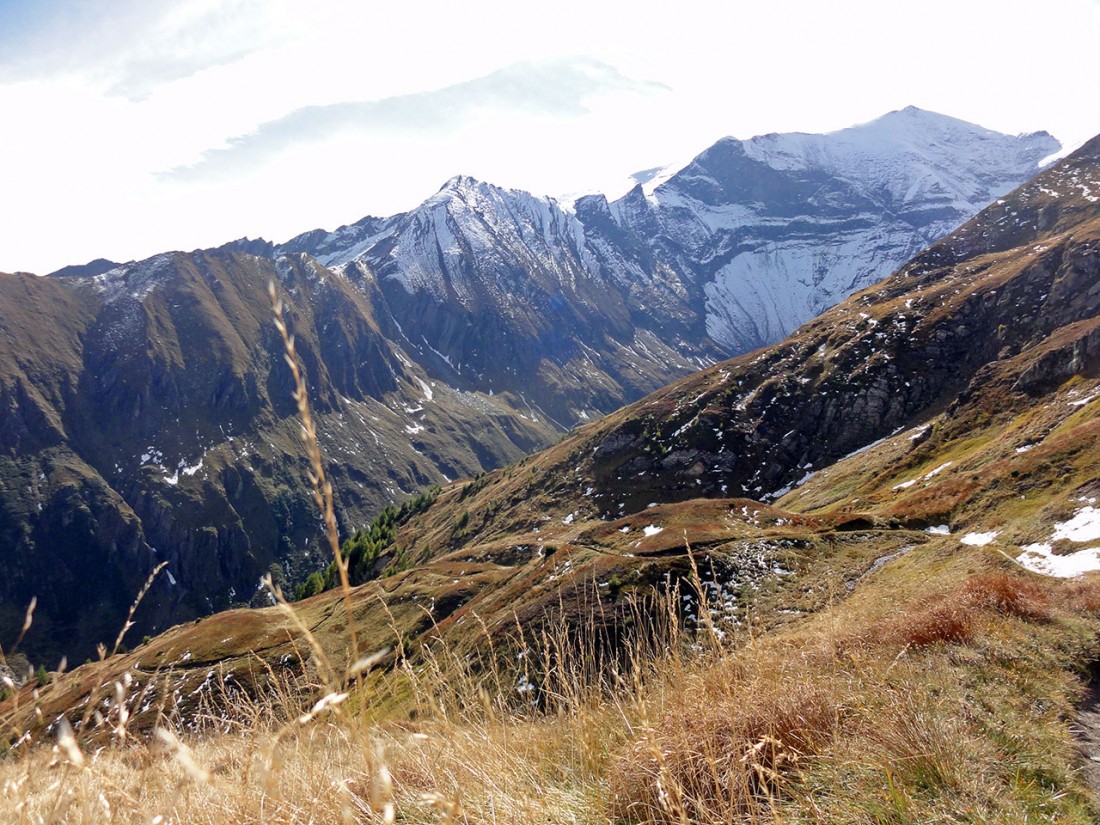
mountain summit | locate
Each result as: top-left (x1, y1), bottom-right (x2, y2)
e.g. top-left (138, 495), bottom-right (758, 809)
top-left (280, 109), bottom-right (1058, 402)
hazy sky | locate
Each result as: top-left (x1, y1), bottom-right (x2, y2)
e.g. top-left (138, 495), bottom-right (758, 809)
top-left (1, 0), bottom-right (1098, 274)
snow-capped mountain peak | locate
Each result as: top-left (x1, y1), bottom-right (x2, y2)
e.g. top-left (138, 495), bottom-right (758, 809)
top-left (741, 107), bottom-right (1059, 217)
top-left (274, 109), bottom-right (1059, 406)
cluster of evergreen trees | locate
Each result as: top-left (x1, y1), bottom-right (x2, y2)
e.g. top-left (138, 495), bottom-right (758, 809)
top-left (294, 485), bottom-right (441, 600)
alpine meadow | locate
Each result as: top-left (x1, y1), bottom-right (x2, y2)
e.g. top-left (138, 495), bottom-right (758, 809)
top-left (2, 3), bottom-right (1100, 821)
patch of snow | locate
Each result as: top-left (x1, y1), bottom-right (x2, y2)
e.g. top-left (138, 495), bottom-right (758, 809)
top-left (925, 525), bottom-right (951, 535)
top-left (767, 483), bottom-right (793, 501)
top-left (1014, 506), bottom-right (1100, 577)
top-left (960, 531), bottom-right (998, 546)
top-left (840, 434), bottom-right (890, 462)
top-left (643, 525), bottom-right (663, 537)
top-left (1052, 506), bottom-right (1100, 543)
top-left (923, 462), bottom-right (952, 480)
top-left (1018, 543), bottom-right (1100, 578)
top-left (515, 675), bottom-right (536, 695)
top-left (416, 377), bottom-right (434, 402)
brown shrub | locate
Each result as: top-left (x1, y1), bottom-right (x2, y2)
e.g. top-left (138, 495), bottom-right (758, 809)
top-left (879, 573), bottom-right (1054, 651)
top-left (1057, 577), bottom-right (1100, 613)
top-left (883, 594), bottom-right (977, 649)
top-left (961, 572), bottom-right (1052, 620)
top-left (608, 675), bottom-right (838, 823)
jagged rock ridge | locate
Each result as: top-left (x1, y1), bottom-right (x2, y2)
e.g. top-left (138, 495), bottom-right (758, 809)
top-left (274, 108), bottom-right (1057, 421)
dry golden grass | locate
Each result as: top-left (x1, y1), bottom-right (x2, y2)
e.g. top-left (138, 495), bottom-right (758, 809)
top-left (2, 562), bottom-right (1100, 824)
top-left (870, 572), bottom-right (1054, 651)
top-left (599, 568), bottom-right (1100, 825)
top-left (608, 663), bottom-right (840, 823)
top-left (5, 286), bottom-right (1100, 824)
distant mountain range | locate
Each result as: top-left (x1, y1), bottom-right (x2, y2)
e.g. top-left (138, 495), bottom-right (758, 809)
top-left (0, 108), bottom-right (1059, 663)
top-left (252, 107), bottom-right (1058, 423)
top-left (11, 128), bottom-right (1099, 744)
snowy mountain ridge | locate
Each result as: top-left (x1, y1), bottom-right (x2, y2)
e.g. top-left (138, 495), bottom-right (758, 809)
top-left (618, 108), bottom-right (1059, 350)
top-left (742, 108), bottom-right (1056, 230)
top-left (268, 107), bottom-right (1057, 419)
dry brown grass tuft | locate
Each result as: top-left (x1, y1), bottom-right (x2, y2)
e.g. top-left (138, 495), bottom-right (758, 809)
top-left (883, 593), bottom-right (978, 648)
top-left (879, 572), bottom-right (1054, 650)
top-left (962, 571), bottom-right (1052, 620)
top-left (1056, 576), bottom-right (1100, 613)
top-left (608, 660), bottom-right (841, 824)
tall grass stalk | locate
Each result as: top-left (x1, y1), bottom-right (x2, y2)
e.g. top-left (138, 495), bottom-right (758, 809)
top-left (269, 280), bottom-right (360, 675)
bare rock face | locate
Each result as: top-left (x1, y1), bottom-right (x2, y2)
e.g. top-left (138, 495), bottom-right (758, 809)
top-left (277, 109), bottom-right (1057, 424)
top-left (1014, 324), bottom-right (1100, 392)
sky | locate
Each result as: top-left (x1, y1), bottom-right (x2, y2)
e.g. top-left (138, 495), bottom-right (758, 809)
top-left (1, 0), bottom-right (1098, 275)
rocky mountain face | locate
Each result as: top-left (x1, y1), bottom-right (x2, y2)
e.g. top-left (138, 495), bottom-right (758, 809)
top-left (358, 132), bottom-right (1100, 571)
top-left (0, 251), bottom-right (557, 664)
top-left (274, 108), bottom-right (1057, 422)
top-left (270, 176), bottom-right (717, 428)
top-left (0, 110), bottom-right (1060, 664)
top-left (12, 131), bottom-right (1095, 738)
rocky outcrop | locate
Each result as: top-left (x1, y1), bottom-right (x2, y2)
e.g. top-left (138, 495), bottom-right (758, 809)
top-left (1014, 322), bottom-right (1100, 393)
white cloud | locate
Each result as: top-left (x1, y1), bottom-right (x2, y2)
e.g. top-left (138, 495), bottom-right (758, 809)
top-left (0, 0), bottom-right (285, 98)
top-left (166, 57), bottom-right (667, 183)
top-left (1, 0), bottom-right (1098, 273)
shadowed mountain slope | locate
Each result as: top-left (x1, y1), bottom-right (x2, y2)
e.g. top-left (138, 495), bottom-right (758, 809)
top-left (0, 250), bottom-right (555, 664)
